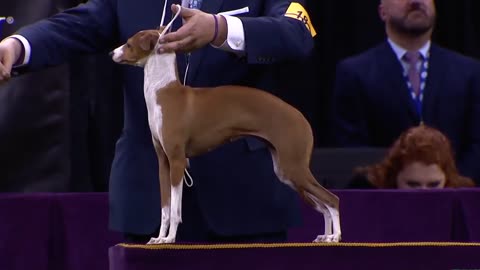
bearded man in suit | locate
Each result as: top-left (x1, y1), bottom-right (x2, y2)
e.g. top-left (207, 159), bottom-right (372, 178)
top-left (331, 0), bottom-right (480, 185)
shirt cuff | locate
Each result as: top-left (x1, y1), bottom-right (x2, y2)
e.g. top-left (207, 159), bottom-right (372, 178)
top-left (9, 34), bottom-right (31, 66)
top-left (211, 15), bottom-right (245, 54)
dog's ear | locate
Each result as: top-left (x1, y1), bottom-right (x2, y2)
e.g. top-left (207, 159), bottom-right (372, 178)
top-left (139, 32), bottom-right (158, 51)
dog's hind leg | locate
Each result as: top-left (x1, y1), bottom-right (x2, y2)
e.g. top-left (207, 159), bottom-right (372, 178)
top-left (303, 178), bottom-right (341, 243)
top-left (148, 138), bottom-right (172, 244)
top-left (270, 147), bottom-right (341, 243)
top-left (327, 202), bottom-right (341, 242)
top-left (305, 197), bottom-right (332, 242)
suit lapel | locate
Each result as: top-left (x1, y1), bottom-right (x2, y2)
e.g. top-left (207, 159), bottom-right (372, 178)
top-left (422, 45), bottom-right (443, 123)
top-left (186, 0), bottom-right (225, 84)
top-left (378, 42), bottom-right (420, 123)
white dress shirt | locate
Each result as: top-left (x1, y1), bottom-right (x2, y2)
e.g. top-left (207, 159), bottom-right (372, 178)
top-left (388, 38), bottom-right (431, 73)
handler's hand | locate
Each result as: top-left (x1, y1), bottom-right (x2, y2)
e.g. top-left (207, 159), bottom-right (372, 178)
top-left (0, 38), bottom-right (22, 82)
top-left (158, 4), bottom-right (220, 53)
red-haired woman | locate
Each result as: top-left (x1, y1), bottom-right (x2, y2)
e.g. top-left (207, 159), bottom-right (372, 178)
top-left (349, 125), bottom-right (475, 189)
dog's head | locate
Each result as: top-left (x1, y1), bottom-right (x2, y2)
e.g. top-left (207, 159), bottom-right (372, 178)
top-left (111, 28), bottom-right (165, 67)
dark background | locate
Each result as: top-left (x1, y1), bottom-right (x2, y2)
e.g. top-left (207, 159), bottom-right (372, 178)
top-left (0, 0), bottom-right (478, 192)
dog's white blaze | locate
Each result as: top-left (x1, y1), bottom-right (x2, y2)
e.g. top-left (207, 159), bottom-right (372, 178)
top-left (111, 45), bottom-right (124, 63)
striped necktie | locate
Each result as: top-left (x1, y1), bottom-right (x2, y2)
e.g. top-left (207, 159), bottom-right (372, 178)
top-left (188, 0), bottom-right (202, 9)
top-left (403, 51), bottom-right (422, 97)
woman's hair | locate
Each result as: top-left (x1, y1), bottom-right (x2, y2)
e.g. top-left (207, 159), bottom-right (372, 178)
top-left (356, 125), bottom-right (474, 188)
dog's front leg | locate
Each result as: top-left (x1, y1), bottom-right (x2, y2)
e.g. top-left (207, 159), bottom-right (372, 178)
top-left (148, 138), bottom-right (171, 244)
top-left (161, 152), bottom-right (186, 243)
top-left (152, 144), bottom-right (187, 244)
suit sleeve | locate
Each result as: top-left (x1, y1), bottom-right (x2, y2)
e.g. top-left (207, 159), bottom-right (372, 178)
top-left (240, 0), bottom-right (314, 64)
top-left (458, 62), bottom-right (480, 185)
top-left (331, 61), bottom-right (370, 147)
top-left (14, 0), bottom-right (118, 71)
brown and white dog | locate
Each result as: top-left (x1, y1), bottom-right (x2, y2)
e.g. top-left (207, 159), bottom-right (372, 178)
top-left (110, 16), bottom-right (341, 244)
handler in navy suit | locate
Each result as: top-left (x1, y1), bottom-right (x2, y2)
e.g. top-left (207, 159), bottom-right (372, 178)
top-left (0, 0), bottom-right (315, 241)
top-left (331, 0), bottom-right (480, 185)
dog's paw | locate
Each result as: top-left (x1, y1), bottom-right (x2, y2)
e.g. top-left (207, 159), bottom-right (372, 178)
top-left (313, 235), bottom-right (328, 243)
top-left (160, 236), bottom-right (176, 243)
top-left (146, 236), bottom-right (176, 244)
top-left (331, 233), bottom-right (341, 243)
top-left (147, 237), bottom-right (162, 245)
top-left (313, 234), bottom-right (341, 243)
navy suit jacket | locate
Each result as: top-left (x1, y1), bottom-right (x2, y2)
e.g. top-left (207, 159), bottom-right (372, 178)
top-left (332, 41), bottom-right (480, 185)
top-left (15, 0), bottom-right (314, 236)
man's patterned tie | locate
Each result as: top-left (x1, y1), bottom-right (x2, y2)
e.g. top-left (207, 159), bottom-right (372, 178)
top-left (403, 51), bottom-right (422, 97)
top-left (189, 0), bottom-right (202, 9)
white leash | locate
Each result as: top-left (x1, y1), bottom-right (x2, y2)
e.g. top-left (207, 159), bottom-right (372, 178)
top-left (158, 4), bottom-right (182, 42)
top-left (183, 168), bottom-right (194, 187)
top-left (159, 0), bottom-right (168, 28)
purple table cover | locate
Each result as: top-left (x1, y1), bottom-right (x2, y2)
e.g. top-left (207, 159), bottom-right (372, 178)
top-left (109, 242), bottom-right (480, 270)
top-left (0, 189), bottom-right (479, 270)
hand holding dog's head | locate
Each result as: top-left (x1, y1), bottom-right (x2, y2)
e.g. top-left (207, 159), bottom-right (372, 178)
top-left (111, 28), bottom-right (166, 66)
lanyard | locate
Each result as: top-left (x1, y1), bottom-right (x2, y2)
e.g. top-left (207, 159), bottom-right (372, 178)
top-left (402, 55), bottom-right (429, 121)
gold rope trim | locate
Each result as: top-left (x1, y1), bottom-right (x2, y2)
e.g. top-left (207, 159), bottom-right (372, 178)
top-left (117, 242), bottom-right (480, 250)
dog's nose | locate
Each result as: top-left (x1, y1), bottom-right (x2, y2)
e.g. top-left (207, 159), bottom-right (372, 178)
top-left (109, 51), bottom-right (114, 57)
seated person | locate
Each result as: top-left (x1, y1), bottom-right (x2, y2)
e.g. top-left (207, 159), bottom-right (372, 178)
top-left (349, 125), bottom-right (475, 189)
top-left (331, 0), bottom-right (480, 185)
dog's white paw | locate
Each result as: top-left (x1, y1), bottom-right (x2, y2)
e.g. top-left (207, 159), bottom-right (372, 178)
top-left (313, 233), bottom-right (341, 243)
top-left (147, 237), bottom-right (161, 244)
top-left (146, 236), bottom-right (176, 244)
top-left (332, 233), bottom-right (341, 242)
top-left (313, 235), bottom-right (328, 243)
top-left (160, 236), bottom-right (176, 243)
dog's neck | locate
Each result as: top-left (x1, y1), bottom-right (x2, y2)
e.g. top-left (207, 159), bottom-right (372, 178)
top-left (143, 52), bottom-right (178, 94)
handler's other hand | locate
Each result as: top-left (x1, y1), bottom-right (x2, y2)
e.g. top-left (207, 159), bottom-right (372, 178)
top-left (0, 38), bottom-right (22, 82)
top-left (158, 4), bottom-right (218, 53)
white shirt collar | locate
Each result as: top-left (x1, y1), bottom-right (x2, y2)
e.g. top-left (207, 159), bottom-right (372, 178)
top-left (388, 38), bottom-right (431, 60)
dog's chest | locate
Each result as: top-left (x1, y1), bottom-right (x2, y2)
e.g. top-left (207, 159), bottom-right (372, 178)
top-left (143, 67), bottom-right (165, 144)
top-left (143, 54), bottom-right (178, 144)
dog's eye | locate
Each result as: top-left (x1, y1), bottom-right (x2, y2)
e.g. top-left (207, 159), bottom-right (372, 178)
top-left (126, 43), bottom-right (131, 49)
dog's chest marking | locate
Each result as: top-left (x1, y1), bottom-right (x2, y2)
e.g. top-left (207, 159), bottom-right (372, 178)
top-left (143, 53), bottom-right (177, 145)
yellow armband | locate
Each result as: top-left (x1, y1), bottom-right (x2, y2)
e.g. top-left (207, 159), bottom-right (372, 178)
top-left (284, 2), bottom-right (317, 37)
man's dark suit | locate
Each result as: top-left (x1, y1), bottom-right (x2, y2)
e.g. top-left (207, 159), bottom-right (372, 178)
top-left (14, 0), bottom-right (313, 238)
top-left (332, 41), bottom-right (480, 185)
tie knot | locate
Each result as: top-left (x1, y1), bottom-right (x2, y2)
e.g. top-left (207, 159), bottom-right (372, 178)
top-left (403, 51), bottom-right (421, 64)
